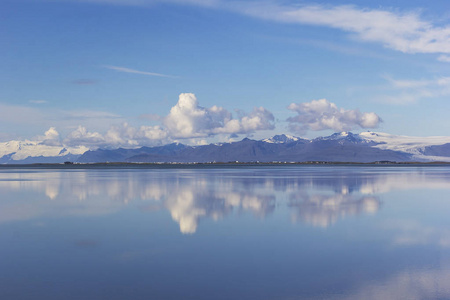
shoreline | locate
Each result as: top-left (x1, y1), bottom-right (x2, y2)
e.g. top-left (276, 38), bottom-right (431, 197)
top-left (1, 161), bottom-right (450, 169)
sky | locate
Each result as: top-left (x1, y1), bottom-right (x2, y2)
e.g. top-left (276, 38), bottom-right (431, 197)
top-left (1, 0), bottom-right (450, 148)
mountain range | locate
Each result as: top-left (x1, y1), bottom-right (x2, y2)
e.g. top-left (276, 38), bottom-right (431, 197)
top-left (2, 132), bottom-right (450, 164)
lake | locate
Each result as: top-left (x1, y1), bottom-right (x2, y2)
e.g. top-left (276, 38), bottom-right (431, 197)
top-left (1, 165), bottom-right (450, 299)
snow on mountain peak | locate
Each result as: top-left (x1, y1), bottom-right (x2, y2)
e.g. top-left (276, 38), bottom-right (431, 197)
top-left (359, 131), bottom-right (450, 148)
top-left (314, 132), bottom-right (368, 144)
top-left (2, 130), bottom-right (450, 163)
top-left (0, 139), bottom-right (88, 161)
top-left (359, 131), bottom-right (450, 159)
top-left (263, 134), bottom-right (302, 144)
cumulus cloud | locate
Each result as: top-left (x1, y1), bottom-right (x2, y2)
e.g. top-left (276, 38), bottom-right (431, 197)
top-left (64, 126), bottom-right (106, 148)
top-left (163, 93), bottom-right (229, 138)
top-left (136, 125), bottom-right (168, 141)
top-left (287, 99), bottom-right (381, 133)
top-left (38, 127), bottom-right (61, 146)
top-left (63, 124), bottom-right (168, 149)
top-left (103, 123), bottom-right (169, 147)
top-left (239, 107), bottom-right (275, 133)
top-left (60, 93), bottom-right (273, 148)
top-left (43, 127), bottom-right (59, 139)
top-left (163, 93), bottom-right (274, 138)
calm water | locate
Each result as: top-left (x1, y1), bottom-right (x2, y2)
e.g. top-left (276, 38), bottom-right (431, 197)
top-left (1, 165), bottom-right (450, 299)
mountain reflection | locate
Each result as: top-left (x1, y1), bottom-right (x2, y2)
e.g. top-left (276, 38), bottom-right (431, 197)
top-left (1, 167), bottom-right (450, 233)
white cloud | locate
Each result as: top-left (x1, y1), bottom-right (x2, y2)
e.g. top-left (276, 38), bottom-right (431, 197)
top-left (43, 128), bottom-right (59, 140)
top-left (64, 92), bottom-right (272, 148)
top-left (137, 125), bottom-right (168, 141)
top-left (62, 90), bottom-right (271, 148)
top-left (63, 124), bottom-right (169, 149)
top-left (64, 126), bottom-right (107, 148)
top-left (163, 93), bottom-right (226, 138)
top-left (287, 99), bottom-right (381, 133)
top-left (1, 93), bottom-right (275, 150)
top-left (66, 1), bottom-right (450, 58)
top-left (229, 2), bottom-right (450, 56)
top-left (240, 107), bottom-right (275, 133)
top-left (103, 123), bottom-right (169, 147)
top-left (163, 93), bottom-right (274, 138)
top-left (104, 65), bottom-right (177, 78)
top-left (37, 127), bottom-right (61, 146)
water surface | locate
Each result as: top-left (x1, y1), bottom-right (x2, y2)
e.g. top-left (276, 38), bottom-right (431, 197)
top-left (1, 165), bottom-right (450, 299)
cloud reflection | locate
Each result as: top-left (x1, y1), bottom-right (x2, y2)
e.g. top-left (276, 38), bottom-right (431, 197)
top-left (0, 167), bottom-right (450, 233)
top-left (165, 188), bottom-right (275, 233)
top-left (333, 266), bottom-right (450, 300)
top-left (289, 193), bottom-right (380, 228)
top-left (381, 219), bottom-right (450, 248)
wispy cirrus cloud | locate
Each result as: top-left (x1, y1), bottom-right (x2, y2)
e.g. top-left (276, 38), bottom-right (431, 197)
top-left (62, 110), bottom-right (121, 121)
top-left (233, 3), bottom-right (450, 56)
top-left (438, 55), bottom-right (450, 63)
top-left (72, 79), bottom-right (98, 85)
top-left (0, 102), bottom-right (126, 134)
top-left (381, 75), bottom-right (450, 105)
top-left (104, 65), bottom-right (178, 78)
top-left (29, 100), bottom-right (48, 104)
top-left (76, 0), bottom-right (218, 7)
top-left (66, 1), bottom-right (450, 59)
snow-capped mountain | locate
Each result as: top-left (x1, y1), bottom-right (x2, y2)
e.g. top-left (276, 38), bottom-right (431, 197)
top-left (76, 132), bottom-right (448, 163)
top-left (313, 131), bottom-right (372, 144)
top-left (262, 134), bottom-right (304, 144)
top-left (359, 131), bottom-right (450, 161)
top-left (2, 132), bottom-right (450, 164)
top-left (0, 140), bottom-right (88, 164)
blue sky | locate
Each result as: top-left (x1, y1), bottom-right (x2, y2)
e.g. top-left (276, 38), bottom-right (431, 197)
top-left (1, 0), bottom-right (450, 147)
